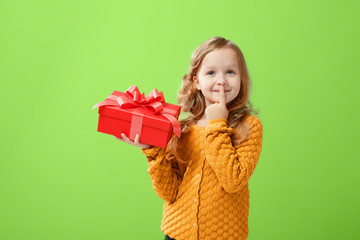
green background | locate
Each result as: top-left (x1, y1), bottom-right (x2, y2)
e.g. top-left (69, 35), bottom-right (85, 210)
top-left (1, 0), bottom-right (359, 239)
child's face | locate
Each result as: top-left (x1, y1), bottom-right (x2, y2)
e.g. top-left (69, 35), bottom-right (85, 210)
top-left (193, 47), bottom-right (241, 107)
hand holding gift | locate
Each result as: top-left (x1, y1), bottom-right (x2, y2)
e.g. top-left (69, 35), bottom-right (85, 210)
top-left (114, 133), bottom-right (151, 150)
top-left (92, 85), bottom-right (181, 149)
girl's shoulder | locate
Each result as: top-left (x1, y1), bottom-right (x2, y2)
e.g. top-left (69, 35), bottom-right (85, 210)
top-left (232, 115), bottom-right (262, 146)
top-left (243, 114), bottom-right (262, 127)
top-left (238, 114), bottom-right (262, 136)
top-left (243, 115), bottom-right (263, 138)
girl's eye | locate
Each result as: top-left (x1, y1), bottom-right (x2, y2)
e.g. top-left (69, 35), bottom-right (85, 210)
top-left (227, 70), bottom-right (235, 74)
top-left (207, 71), bottom-right (215, 75)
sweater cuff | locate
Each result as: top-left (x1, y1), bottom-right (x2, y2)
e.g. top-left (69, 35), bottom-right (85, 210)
top-left (207, 118), bottom-right (227, 126)
top-left (140, 146), bottom-right (163, 158)
top-left (206, 118), bottom-right (232, 136)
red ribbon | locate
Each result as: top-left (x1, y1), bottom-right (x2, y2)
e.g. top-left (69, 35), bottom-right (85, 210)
top-left (93, 85), bottom-right (181, 138)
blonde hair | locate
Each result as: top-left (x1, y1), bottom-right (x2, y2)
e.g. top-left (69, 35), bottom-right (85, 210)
top-left (169, 37), bottom-right (258, 168)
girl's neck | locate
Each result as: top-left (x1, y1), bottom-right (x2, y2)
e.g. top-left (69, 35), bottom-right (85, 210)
top-left (195, 114), bottom-right (208, 127)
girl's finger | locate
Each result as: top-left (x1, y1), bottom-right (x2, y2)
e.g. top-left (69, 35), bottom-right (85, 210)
top-left (121, 133), bottom-right (130, 142)
top-left (219, 85), bottom-right (226, 105)
top-left (134, 134), bottom-right (140, 144)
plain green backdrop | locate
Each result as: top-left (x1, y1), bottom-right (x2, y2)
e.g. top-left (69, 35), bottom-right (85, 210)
top-left (1, 0), bottom-right (359, 239)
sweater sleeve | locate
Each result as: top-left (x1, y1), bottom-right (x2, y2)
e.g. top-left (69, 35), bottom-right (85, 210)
top-left (204, 116), bottom-right (263, 193)
top-left (141, 146), bottom-right (182, 203)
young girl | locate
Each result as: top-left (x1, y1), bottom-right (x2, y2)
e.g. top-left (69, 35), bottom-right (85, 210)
top-left (117, 37), bottom-right (263, 240)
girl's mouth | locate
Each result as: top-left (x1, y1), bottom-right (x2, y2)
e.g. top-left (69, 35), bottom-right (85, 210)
top-left (213, 90), bottom-right (230, 92)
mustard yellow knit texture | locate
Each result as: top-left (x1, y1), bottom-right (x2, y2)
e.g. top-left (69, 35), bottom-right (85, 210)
top-left (141, 115), bottom-right (263, 240)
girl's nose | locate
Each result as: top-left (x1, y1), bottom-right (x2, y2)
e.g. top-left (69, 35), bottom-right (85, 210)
top-left (217, 75), bottom-right (226, 85)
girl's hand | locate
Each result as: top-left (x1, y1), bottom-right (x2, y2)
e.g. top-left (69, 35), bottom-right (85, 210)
top-left (205, 85), bottom-right (229, 121)
top-left (114, 133), bottom-right (152, 150)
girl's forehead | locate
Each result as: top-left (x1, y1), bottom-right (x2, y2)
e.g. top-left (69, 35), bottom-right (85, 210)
top-left (201, 48), bottom-right (239, 66)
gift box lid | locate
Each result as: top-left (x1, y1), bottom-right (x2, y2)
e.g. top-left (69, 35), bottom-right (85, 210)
top-left (98, 103), bottom-right (180, 131)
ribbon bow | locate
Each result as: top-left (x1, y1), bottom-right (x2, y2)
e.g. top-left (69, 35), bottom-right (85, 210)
top-left (116, 85), bottom-right (166, 114)
top-left (92, 85), bottom-right (181, 138)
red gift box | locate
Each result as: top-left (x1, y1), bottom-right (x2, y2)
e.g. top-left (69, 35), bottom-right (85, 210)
top-left (93, 85), bottom-right (181, 148)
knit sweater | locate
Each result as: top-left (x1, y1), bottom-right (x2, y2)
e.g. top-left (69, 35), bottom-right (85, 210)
top-left (141, 115), bottom-right (263, 240)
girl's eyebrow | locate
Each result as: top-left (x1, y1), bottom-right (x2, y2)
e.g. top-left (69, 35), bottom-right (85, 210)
top-left (204, 64), bottom-right (238, 70)
top-left (204, 66), bottom-right (216, 70)
top-left (226, 64), bottom-right (238, 69)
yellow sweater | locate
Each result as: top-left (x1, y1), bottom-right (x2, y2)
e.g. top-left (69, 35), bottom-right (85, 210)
top-left (141, 115), bottom-right (263, 240)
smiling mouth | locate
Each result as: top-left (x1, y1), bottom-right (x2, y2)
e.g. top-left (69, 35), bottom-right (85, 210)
top-left (213, 90), bottom-right (230, 92)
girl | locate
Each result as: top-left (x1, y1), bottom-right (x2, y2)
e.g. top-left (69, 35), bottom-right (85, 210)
top-left (117, 37), bottom-right (263, 240)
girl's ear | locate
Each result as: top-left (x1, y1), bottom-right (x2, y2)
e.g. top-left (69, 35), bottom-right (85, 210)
top-left (193, 75), bottom-right (201, 90)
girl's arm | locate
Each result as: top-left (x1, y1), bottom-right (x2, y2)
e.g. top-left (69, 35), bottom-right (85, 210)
top-left (204, 116), bottom-right (263, 193)
top-left (141, 146), bottom-right (182, 203)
